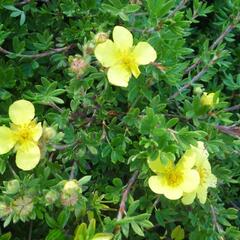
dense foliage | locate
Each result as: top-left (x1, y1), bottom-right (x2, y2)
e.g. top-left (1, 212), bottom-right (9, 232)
top-left (0, 0), bottom-right (240, 239)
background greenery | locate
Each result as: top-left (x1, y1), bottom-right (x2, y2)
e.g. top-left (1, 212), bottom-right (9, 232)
top-left (0, 0), bottom-right (240, 239)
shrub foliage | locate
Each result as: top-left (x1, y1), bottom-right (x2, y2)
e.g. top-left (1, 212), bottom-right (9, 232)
top-left (0, 0), bottom-right (240, 239)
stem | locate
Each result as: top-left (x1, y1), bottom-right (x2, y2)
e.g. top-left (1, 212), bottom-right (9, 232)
top-left (210, 205), bottom-right (225, 240)
top-left (167, 0), bottom-right (189, 18)
top-left (28, 221), bottom-right (33, 240)
top-left (224, 104), bottom-right (240, 112)
top-left (0, 44), bottom-right (76, 59)
top-left (117, 170), bottom-right (139, 220)
top-left (185, 12), bottom-right (240, 75)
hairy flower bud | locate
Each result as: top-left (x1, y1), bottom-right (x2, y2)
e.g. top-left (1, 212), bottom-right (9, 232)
top-left (83, 42), bottom-right (95, 55)
top-left (94, 32), bottom-right (109, 44)
top-left (69, 55), bottom-right (88, 76)
top-left (45, 190), bottom-right (59, 205)
top-left (13, 196), bottom-right (33, 217)
top-left (0, 202), bottom-right (12, 218)
top-left (6, 179), bottom-right (20, 195)
top-left (60, 180), bottom-right (81, 207)
top-left (43, 127), bottom-right (56, 141)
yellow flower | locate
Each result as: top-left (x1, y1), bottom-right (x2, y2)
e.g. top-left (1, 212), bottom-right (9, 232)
top-left (94, 26), bottom-right (157, 87)
top-left (148, 149), bottom-right (200, 200)
top-left (0, 100), bottom-right (42, 171)
top-left (200, 92), bottom-right (219, 107)
top-left (182, 142), bottom-right (217, 205)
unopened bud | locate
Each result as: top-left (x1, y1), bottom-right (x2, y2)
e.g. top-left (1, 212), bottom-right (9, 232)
top-left (6, 179), bottom-right (20, 195)
top-left (61, 180), bottom-right (81, 207)
top-left (69, 55), bottom-right (88, 76)
top-left (0, 202), bottom-right (12, 218)
top-left (200, 92), bottom-right (219, 107)
top-left (43, 127), bottom-right (56, 141)
top-left (94, 32), bottom-right (109, 44)
top-left (13, 196), bottom-right (33, 217)
top-left (45, 190), bottom-right (59, 205)
top-left (193, 86), bottom-right (203, 95)
top-left (83, 42), bottom-right (95, 55)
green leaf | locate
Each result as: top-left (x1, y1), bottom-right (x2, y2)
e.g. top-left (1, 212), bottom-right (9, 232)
top-left (45, 229), bottom-right (65, 240)
top-left (92, 233), bottom-right (114, 240)
top-left (0, 232), bottom-right (12, 240)
top-left (131, 222), bottom-right (144, 237)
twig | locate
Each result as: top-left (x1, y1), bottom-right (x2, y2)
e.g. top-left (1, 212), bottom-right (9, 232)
top-left (185, 12), bottom-right (240, 75)
top-left (210, 205), bottom-right (225, 240)
top-left (224, 104), bottom-right (240, 112)
top-left (215, 125), bottom-right (240, 138)
top-left (0, 44), bottom-right (76, 59)
top-left (169, 64), bottom-right (210, 99)
top-left (28, 221), bottom-right (33, 240)
top-left (117, 170), bottom-right (139, 220)
top-left (15, 0), bottom-right (31, 6)
top-left (167, 0), bottom-right (189, 18)
top-left (69, 161), bottom-right (77, 180)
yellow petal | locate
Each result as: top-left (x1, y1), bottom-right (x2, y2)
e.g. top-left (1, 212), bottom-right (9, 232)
top-left (148, 175), bottom-right (166, 194)
top-left (32, 122), bottom-right (43, 142)
top-left (0, 126), bottom-right (16, 154)
top-left (197, 187), bottom-right (207, 204)
top-left (94, 40), bottom-right (120, 67)
top-left (16, 143), bottom-right (40, 170)
top-left (208, 173), bottom-right (217, 188)
top-left (164, 186), bottom-right (183, 200)
top-left (178, 146), bottom-right (198, 169)
top-left (181, 191), bottom-right (196, 205)
top-left (130, 63), bottom-right (140, 78)
top-left (182, 169), bottom-right (200, 193)
top-left (147, 155), bottom-right (173, 174)
top-left (113, 26), bottom-right (133, 49)
top-left (107, 64), bottom-right (131, 87)
top-left (9, 100), bottom-right (35, 125)
top-left (132, 42), bottom-right (157, 65)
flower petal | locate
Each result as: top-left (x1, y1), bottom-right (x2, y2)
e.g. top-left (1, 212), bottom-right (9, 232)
top-left (197, 186), bottom-right (208, 204)
top-left (178, 146), bottom-right (198, 169)
top-left (130, 63), bottom-right (140, 78)
top-left (94, 40), bottom-right (120, 67)
top-left (113, 26), bottom-right (133, 49)
top-left (148, 175), bottom-right (166, 194)
top-left (181, 191), bottom-right (196, 205)
top-left (164, 186), bottom-right (183, 200)
top-left (132, 42), bottom-right (157, 65)
top-left (147, 155), bottom-right (173, 174)
top-left (9, 100), bottom-right (35, 125)
top-left (182, 169), bottom-right (200, 193)
top-left (0, 126), bottom-right (16, 154)
top-left (16, 143), bottom-right (40, 170)
top-left (208, 173), bottom-right (217, 188)
top-left (32, 122), bottom-right (43, 142)
top-left (107, 64), bottom-right (131, 87)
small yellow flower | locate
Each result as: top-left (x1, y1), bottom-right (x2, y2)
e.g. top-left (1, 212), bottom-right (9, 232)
top-left (200, 92), bottom-right (219, 107)
top-left (94, 26), bottom-right (157, 87)
top-left (0, 100), bottom-right (42, 171)
top-left (148, 148), bottom-right (200, 200)
top-left (181, 142), bottom-right (217, 205)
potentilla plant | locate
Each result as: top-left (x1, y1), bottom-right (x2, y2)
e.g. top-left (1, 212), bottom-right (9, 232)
top-left (0, 0), bottom-right (239, 240)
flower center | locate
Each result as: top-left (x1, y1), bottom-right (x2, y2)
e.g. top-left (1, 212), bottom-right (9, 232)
top-left (198, 167), bottom-right (208, 185)
top-left (166, 168), bottom-right (183, 187)
top-left (11, 122), bottom-right (37, 145)
top-left (120, 49), bottom-right (135, 69)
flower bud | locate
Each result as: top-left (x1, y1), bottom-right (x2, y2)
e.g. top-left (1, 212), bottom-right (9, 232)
top-left (43, 127), bottom-right (56, 141)
top-left (45, 190), bottom-right (59, 205)
top-left (61, 180), bottom-right (81, 207)
top-left (94, 32), bottom-right (109, 44)
top-left (69, 55), bottom-right (88, 76)
top-left (13, 196), bottom-right (33, 217)
top-left (193, 86), bottom-right (203, 95)
top-left (0, 202), bottom-right (12, 218)
top-left (83, 42), bottom-right (95, 55)
top-left (6, 179), bottom-right (20, 195)
top-left (200, 92), bottom-right (219, 107)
